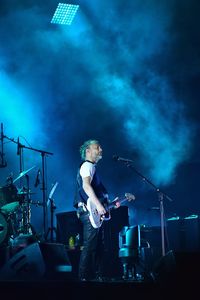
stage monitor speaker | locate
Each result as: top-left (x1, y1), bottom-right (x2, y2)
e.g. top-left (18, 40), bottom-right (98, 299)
top-left (152, 250), bottom-right (176, 284)
top-left (39, 242), bottom-right (72, 279)
top-left (0, 242), bottom-right (45, 281)
top-left (167, 217), bottom-right (200, 252)
top-left (152, 250), bottom-right (200, 285)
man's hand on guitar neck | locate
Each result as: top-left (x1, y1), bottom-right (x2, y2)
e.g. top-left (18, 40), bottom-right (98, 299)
top-left (113, 196), bottom-right (120, 208)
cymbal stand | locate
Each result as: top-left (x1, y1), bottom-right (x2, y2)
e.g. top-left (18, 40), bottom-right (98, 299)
top-left (3, 133), bottom-right (53, 240)
top-left (41, 151), bottom-right (48, 239)
top-left (17, 137), bottom-right (24, 189)
top-left (23, 174), bottom-right (32, 234)
top-left (115, 158), bottom-right (174, 257)
top-left (0, 123), bottom-right (7, 168)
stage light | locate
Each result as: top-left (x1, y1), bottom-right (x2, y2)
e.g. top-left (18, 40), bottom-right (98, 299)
top-left (51, 3), bottom-right (79, 25)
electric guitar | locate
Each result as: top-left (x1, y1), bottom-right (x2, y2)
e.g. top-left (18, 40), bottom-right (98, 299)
top-left (87, 193), bottom-right (135, 228)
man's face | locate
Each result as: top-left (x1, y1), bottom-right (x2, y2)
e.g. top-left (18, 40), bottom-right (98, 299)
top-left (86, 143), bottom-right (103, 163)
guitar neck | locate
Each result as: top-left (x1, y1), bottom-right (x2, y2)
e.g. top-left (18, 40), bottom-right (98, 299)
top-left (107, 197), bottom-right (127, 210)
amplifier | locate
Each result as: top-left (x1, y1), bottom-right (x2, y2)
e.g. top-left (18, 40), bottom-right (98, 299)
top-left (167, 215), bottom-right (200, 252)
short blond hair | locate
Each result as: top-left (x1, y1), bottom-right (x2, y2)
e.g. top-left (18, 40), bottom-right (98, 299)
top-left (80, 139), bottom-right (99, 160)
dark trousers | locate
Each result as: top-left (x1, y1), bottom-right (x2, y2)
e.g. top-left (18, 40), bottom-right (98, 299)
top-left (78, 212), bottom-right (104, 280)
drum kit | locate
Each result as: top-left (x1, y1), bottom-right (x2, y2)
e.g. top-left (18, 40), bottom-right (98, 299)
top-left (0, 167), bottom-right (39, 248)
top-left (0, 123), bottom-right (55, 251)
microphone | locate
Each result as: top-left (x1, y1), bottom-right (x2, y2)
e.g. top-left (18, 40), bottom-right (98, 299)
top-left (17, 137), bottom-right (20, 155)
top-left (6, 172), bottom-right (13, 184)
top-left (34, 169), bottom-right (41, 187)
top-left (113, 155), bottom-right (134, 163)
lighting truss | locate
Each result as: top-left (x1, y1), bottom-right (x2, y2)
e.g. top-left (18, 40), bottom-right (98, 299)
top-left (51, 3), bottom-right (79, 25)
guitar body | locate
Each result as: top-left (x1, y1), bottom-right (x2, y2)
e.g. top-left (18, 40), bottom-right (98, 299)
top-left (87, 198), bottom-right (111, 229)
top-left (87, 193), bottom-right (135, 228)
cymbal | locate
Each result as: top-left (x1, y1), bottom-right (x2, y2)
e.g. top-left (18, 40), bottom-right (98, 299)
top-left (18, 191), bottom-right (36, 195)
top-left (17, 191), bottom-right (36, 195)
top-left (13, 166), bottom-right (36, 183)
top-left (0, 202), bottom-right (19, 214)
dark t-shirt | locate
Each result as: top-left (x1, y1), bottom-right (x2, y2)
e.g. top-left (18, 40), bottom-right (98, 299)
top-left (73, 160), bottom-right (108, 208)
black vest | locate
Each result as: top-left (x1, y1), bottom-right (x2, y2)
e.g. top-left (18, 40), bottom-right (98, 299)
top-left (73, 160), bottom-right (108, 208)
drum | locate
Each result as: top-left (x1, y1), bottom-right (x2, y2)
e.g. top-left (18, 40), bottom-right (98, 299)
top-left (0, 184), bottom-right (19, 214)
top-left (0, 212), bottom-right (8, 246)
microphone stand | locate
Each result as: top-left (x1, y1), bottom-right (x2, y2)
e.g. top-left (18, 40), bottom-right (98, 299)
top-left (17, 137), bottom-right (24, 188)
top-left (45, 197), bottom-right (57, 242)
top-left (41, 150), bottom-right (51, 240)
top-left (24, 174), bottom-right (31, 234)
top-left (45, 182), bottom-right (58, 242)
top-left (3, 134), bottom-right (53, 240)
top-left (115, 159), bottom-right (173, 257)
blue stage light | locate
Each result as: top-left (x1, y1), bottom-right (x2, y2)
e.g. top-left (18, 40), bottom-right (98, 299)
top-left (51, 3), bottom-right (79, 25)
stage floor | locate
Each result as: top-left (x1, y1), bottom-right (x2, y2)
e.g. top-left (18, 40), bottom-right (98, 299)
top-left (0, 277), bottom-right (199, 300)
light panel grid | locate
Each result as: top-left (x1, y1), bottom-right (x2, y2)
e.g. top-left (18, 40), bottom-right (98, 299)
top-left (51, 3), bottom-right (79, 25)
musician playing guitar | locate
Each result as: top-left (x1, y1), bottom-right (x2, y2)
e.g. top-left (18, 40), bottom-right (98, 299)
top-left (73, 139), bottom-right (135, 282)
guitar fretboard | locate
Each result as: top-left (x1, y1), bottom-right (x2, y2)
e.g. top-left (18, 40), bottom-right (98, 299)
top-left (107, 197), bottom-right (127, 210)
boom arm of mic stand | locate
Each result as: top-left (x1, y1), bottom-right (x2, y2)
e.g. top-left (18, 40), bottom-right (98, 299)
top-left (119, 159), bottom-right (174, 257)
top-left (121, 161), bottom-right (173, 202)
top-left (2, 134), bottom-right (54, 156)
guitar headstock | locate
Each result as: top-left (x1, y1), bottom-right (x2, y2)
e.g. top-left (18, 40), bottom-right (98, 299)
top-left (125, 193), bottom-right (135, 202)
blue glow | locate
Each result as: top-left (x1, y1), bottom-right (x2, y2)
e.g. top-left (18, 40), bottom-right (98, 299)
top-left (95, 74), bottom-right (193, 186)
top-left (184, 215), bottom-right (198, 220)
top-left (167, 217), bottom-right (180, 221)
top-left (0, 72), bottom-right (46, 146)
top-left (55, 265), bottom-right (72, 272)
top-left (51, 3), bottom-right (79, 25)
